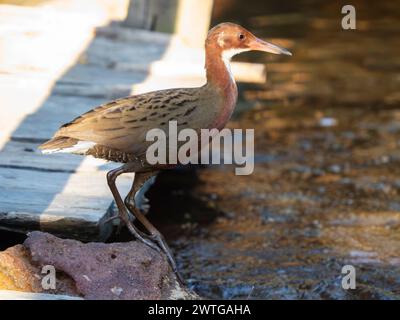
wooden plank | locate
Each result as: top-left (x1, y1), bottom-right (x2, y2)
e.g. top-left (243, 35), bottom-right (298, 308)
top-left (0, 140), bottom-right (116, 173)
top-left (0, 167), bottom-right (133, 240)
top-left (0, 168), bottom-right (116, 197)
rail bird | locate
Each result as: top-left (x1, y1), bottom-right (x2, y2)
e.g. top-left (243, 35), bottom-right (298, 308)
top-left (40, 22), bottom-right (292, 283)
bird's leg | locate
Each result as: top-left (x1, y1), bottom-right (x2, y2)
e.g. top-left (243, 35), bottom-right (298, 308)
top-left (106, 164), bottom-right (160, 252)
top-left (124, 173), bottom-right (185, 284)
top-left (134, 207), bottom-right (185, 284)
top-left (124, 172), bottom-right (155, 213)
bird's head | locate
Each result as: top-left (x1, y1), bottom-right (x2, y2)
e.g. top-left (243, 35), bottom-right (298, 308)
top-left (206, 22), bottom-right (292, 60)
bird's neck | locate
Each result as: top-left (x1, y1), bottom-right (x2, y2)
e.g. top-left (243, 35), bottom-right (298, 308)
top-left (204, 46), bottom-right (238, 129)
top-left (205, 47), bottom-right (237, 93)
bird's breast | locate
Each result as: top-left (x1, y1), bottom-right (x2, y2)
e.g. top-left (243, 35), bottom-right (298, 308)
top-left (210, 81), bottom-right (238, 130)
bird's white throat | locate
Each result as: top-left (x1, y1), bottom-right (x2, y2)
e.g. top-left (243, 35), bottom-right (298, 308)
top-left (221, 48), bottom-right (250, 81)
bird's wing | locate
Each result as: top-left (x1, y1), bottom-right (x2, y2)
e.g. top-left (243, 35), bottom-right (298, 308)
top-left (53, 87), bottom-right (219, 155)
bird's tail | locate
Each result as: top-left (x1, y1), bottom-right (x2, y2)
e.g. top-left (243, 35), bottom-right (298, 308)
top-left (39, 136), bottom-right (83, 154)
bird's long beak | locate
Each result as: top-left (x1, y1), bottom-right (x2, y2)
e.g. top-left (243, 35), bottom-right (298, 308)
top-left (250, 37), bottom-right (292, 56)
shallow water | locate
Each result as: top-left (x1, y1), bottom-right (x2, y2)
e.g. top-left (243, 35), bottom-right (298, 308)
top-left (147, 0), bottom-right (400, 299)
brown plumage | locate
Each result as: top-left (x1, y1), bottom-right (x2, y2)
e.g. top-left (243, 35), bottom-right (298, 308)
top-left (40, 86), bottom-right (222, 164)
top-left (39, 22), bottom-right (291, 283)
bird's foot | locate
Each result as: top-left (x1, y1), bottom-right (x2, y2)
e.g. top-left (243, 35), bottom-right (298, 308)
top-left (107, 206), bottom-right (184, 285)
top-left (125, 217), bottom-right (184, 284)
top-left (148, 233), bottom-right (185, 285)
top-left (122, 216), bottom-right (161, 253)
top-left (104, 212), bottom-right (160, 252)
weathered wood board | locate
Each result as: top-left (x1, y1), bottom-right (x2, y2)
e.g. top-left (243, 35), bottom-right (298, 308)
top-left (0, 166), bottom-right (122, 240)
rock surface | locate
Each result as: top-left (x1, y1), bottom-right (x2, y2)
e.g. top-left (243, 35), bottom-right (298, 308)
top-left (0, 243), bottom-right (78, 296)
top-left (0, 245), bottom-right (43, 293)
top-left (0, 232), bottom-right (195, 300)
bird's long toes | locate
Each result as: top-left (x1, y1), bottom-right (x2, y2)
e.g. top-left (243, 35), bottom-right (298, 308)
top-left (137, 234), bottom-right (162, 253)
top-left (120, 216), bottom-right (160, 252)
top-left (150, 234), bottom-right (185, 284)
top-left (147, 240), bottom-right (162, 252)
top-left (174, 269), bottom-right (186, 285)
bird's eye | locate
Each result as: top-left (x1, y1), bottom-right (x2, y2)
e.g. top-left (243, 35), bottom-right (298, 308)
top-left (239, 34), bottom-right (245, 41)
